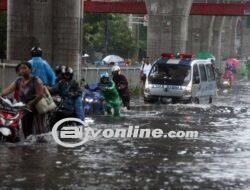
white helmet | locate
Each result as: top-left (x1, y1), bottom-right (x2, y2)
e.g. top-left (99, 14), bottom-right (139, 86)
top-left (111, 65), bottom-right (121, 72)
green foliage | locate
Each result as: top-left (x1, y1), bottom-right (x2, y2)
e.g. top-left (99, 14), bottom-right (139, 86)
top-left (0, 12), bottom-right (144, 60)
top-left (129, 85), bottom-right (142, 96)
top-left (83, 13), bottom-right (137, 58)
top-left (235, 61), bottom-right (248, 80)
top-left (138, 25), bottom-right (147, 50)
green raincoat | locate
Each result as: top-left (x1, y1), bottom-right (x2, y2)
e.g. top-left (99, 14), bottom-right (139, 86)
top-left (98, 80), bottom-right (121, 117)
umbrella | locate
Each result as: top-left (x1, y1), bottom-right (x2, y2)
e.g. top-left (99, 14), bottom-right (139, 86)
top-left (82, 53), bottom-right (89, 58)
top-left (102, 55), bottom-right (124, 65)
top-left (226, 58), bottom-right (240, 69)
top-left (195, 52), bottom-right (215, 60)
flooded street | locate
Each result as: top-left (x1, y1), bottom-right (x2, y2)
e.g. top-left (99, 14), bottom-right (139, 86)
top-left (0, 81), bottom-right (250, 190)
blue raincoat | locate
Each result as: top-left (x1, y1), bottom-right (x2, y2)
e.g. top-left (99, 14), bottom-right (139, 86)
top-left (29, 57), bottom-right (56, 86)
top-left (51, 80), bottom-right (84, 121)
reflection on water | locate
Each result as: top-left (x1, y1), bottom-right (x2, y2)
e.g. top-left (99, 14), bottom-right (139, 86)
top-left (0, 82), bottom-right (250, 189)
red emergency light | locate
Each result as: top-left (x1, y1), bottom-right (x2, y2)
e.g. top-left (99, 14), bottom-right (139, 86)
top-left (161, 53), bottom-right (193, 59)
top-left (161, 53), bottom-right (175, 59)
top-left (177, 53), bottom-right (193, 59)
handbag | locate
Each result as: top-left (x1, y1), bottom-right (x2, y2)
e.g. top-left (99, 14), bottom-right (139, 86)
top-left (35, 87), bottom-right (56, 114)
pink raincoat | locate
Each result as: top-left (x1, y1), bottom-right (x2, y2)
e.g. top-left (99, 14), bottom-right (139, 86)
top-left (221, 70), bottom-right (235, 86)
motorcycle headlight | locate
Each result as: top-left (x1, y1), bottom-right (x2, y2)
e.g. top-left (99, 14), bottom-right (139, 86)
top-left (223, 81), bottom-right (229, 85)
top-left (85, 98), bottom-right (94, 103)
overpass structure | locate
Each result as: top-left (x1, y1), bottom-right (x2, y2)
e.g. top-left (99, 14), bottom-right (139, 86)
top-left (1, 0), bottom-right (250, 15)
top-left (1, 0), bottom-right (250, 71)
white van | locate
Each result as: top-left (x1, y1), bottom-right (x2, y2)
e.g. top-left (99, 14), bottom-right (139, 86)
top-left (144, 54), bottom-right (217, 104)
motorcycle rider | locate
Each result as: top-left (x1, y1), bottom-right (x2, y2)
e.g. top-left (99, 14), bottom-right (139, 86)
top-left (221, 67), bottom-right (235, 87)
top-left (111, 65), bottom-right (131, 110)
top-left (55, 65), bottom-right (66, 84)
top-left (98, 72), bottom-right (121, 117)
top-left (50, 67), bottom-right (84, 121)
top-left (29, 47), bottom-right (56, 87)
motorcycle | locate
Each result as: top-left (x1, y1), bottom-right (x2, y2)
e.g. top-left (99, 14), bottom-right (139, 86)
top-left (48, 96), bottom-right (76, 130)
top-left (0, 97), bottom-right (29, 142)
top-left (83, 83), bottom-right (104, 116)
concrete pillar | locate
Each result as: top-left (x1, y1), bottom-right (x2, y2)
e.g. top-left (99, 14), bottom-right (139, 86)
top-left (221, 17), bottom-right (237, 59)
top-left (145, 0), bottom-right (193, 62)
top-left (7, 0), bottom-right (30, 61)
top-left (211, 16), bottom-right (225, 71)
top-left (31, 0), bottom-right (53, 63)
top-left (229, 17), bottom-right (238, 56)
top-left (187, 15), bottom-right (214, 54)
top-left (240, 17), bottom-right (250, 58)
top-left (207, 16), bottom-right (215, 53)
top-left (7, 0), bottom-right (52, 62)
top-left (52, 0), bottom-right (82, 70)
top-left (7, 0), bottom-right (82, 73)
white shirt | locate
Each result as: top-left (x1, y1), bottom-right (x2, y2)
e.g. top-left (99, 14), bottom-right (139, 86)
top-left (140, 63), bottom-right (152, 77)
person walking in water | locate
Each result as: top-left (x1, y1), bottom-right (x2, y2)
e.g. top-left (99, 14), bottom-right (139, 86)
top-left (111, 65), bottom-right (131, 110)
top-left (0, 62), bottom-right (47, 140)
top-left (98, 72), bottom-right (121, 118)
top-left (140, 57), bottom-right (152, 87)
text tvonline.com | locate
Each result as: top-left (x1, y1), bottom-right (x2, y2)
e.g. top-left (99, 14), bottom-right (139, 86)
top-left (82, 126), bottom-right (199, 139)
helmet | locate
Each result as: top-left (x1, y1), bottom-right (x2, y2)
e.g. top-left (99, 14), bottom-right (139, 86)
top-left (100, 72), bottom-right (109, 79)
top-left (30, 47), bottom-right (42, 57)
top-left (65, 67), bottom-right (73, 74)
top-left (111, 65), bottom-right (120, 73)
top-left (55, 65), bottom-right (66, 75)
top-left (62, 67), bottom-right (74, 79)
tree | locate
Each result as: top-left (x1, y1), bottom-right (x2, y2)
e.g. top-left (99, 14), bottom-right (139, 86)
top-left (82, 13), bottom-right (137, 60)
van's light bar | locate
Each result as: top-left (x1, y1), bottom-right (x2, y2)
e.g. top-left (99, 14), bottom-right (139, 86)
top-left (161, 53), bottom-right (193, 59)
top-left (177, 53), bottom-right (193, 59)
top-left (161, 53), bottom-right (175, 59)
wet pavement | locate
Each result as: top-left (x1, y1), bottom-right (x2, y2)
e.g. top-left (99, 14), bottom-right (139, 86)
top-left (0, 81), bottom-right (250, 190)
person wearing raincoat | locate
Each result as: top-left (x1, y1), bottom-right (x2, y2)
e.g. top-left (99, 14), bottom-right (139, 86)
top-left (98, 72), bottom-right (121, 117)
top-left (221, 68), bottom-right (235, 86)
top-left (225, 62), bottom-right (236, 74)
top-left (111, 65), bottom-right (131, 110)
top-left (50, 67), bottom-right (84, 121)
top-left (29, 47), bottom-right (56, 87)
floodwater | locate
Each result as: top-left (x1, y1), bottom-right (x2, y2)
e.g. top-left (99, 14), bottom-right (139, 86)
top-left (0, 81), bottom-right (250, 190)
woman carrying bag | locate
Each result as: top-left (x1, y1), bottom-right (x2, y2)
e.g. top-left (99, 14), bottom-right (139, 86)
top-left (0, 61), bottom-right (48, 141)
